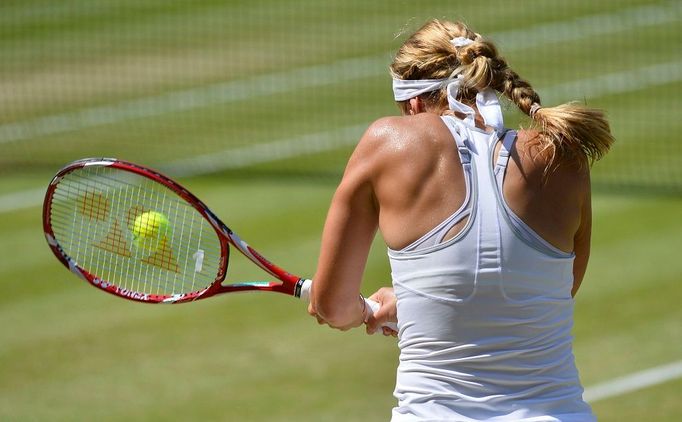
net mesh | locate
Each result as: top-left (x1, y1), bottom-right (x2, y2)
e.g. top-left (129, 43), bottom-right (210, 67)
top-left (1, 1), bottom-right (681, 194)
top-left (49, 164), bottom-right (223, 297)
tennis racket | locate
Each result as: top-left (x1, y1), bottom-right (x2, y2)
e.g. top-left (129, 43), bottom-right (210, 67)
top-left (43, 158), bottom-right (397, 330)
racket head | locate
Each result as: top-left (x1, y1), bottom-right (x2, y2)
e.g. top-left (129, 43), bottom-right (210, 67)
top-left (43, 158), bottom-right (229, 303)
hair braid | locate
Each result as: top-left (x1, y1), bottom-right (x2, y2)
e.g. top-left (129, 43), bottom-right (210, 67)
top-left (391, 19), bottom-right (614, 167)
top-left (492, 59), bottom-right (612, 164)
top-left (497, 64), bottom-right (541, 116)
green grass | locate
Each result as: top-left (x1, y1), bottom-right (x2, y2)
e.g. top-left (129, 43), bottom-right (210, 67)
top-left (575, 194), bottom-right (682, 384)
top-left (1, 182), bottom-right (680, 421)
top-left (0, 0), bottom-right (681, 420)
top-left (591, 378), bottom-right (682, 422)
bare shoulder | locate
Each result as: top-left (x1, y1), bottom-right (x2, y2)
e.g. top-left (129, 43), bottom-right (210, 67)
top-left (504, 130), bottom-right (591, 252)
top-left (354, 114), bottom-right (453, 169)
top-left (340, 113), bottom-right (459, 212)
top-left (514, 129), bottom-right (591, 192)
top-left (505, 130), bottom-right (591, 212)
top-left (367, 113), bottom-right (448, 135)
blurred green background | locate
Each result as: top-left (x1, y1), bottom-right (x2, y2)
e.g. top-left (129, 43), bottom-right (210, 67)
top-left (1, 1), bottom-right (681, 420)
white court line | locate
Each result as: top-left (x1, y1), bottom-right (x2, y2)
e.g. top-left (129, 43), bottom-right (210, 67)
top-left (164, 124), bottom-right (368, 178)
top-left (0, 55), bottom-right (386, 145)
top-left (491, 1), bottom-right (679, 51)
top-left (0, 188), bottom-right (46, 214)
top-left (159, 58), bottom-right (682, 178)
top-left (0, 1), bottom-right (679, 145)
top-left (123, 60), bottom-right (682, 178)
top-left (2, 58), bottom-right (681, 214)
top-left (545, 61), bottom-right (682, 102)
top-left (584, 359), bottom-right (682, 403)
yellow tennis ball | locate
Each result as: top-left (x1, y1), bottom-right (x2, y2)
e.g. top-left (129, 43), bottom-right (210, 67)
top-left (132, 211), bottom-right (171, 252)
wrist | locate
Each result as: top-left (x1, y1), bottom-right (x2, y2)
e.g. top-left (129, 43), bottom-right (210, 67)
top-left (359, 294), bottom-right (369, 323)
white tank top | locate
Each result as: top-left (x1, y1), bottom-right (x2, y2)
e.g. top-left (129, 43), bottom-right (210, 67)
top-left (388, 116), bottom-right (595, 421)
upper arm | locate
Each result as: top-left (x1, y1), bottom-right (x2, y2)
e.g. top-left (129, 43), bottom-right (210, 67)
top-left (571, 171), bottom-right (592, 297)
top-left (513, 130), bottom-right (593, 297)
top-left (310, 119), bottom-right (391, 325)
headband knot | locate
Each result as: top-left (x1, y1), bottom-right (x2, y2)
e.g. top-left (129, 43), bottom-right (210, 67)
top-left (391, 37), bottom-right (475, 101)
top-left (450, 37), bottom-right (474, 48)
top-left (390, 35), bottom-right (504, 135)
top-left (392, 76), bottom-right (504, 135)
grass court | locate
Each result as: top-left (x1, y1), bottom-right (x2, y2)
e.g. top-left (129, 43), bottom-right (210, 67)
top-left (1, 1), bottom-right (680, 420)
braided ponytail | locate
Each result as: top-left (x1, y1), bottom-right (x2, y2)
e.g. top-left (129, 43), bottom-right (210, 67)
top-left (494, 59), bottom-right (613, 166)
top-left (455, 34), bottom-right (613, 166)
top-left (391, 19), bottom-right (614, 166)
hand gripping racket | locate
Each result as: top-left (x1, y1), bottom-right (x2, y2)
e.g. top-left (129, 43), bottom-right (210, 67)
top-left (43, 158), bottom-right (397, 330)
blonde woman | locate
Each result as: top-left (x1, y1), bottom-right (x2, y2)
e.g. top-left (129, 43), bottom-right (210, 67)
top-left (309, 19), bottom-right (613, 421)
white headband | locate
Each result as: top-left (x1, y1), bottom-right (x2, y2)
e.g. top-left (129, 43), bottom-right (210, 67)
top-left (391, 34), bottom-right (504, 134)
top-left (392, 78), bottom-right (447, 101)
top-left (391, 37), bottom-right (475, 101)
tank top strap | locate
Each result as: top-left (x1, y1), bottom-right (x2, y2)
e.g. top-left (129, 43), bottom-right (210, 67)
top-left (494, 130), bottom-right (517, 186)
top-left (440, 115), bottom-right (471, 168)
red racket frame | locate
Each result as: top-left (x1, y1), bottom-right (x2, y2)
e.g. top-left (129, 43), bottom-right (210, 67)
top-left (43, 158), bottom-right (308, 304)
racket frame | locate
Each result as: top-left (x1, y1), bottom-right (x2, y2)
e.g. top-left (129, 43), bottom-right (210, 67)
top-left (43, 158), bottom-right (309, 304)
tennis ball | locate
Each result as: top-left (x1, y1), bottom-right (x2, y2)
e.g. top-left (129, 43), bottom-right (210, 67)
top-left (131, 211), bottom-right (171, 253)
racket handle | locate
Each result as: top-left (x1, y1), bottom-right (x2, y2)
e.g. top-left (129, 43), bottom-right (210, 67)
top-left (298, 279), bottom-right (398, 332)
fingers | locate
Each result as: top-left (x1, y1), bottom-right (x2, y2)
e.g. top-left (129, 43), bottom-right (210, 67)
top-left (309, 288), bottom-right (398, 336)
top-left (366, 316), bottom-right (398, 336)
top-left (365, 287), bottom-right (398, 337)
top-left (383, 327), bottom-right (398, 337)
top-left (367, 287), bottom-right (385, 303)
top-left (308, 303), bottom-right (325, 325)
top-left (307, 302), bottom-right (317, 318)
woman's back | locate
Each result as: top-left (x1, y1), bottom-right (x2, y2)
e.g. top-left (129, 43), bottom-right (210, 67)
top-left (308, 17), bottom-right (612, 422)
top-left (370, 112), bottom-right (589, 258)
top-left (381, 114), bottom-right (594, 421)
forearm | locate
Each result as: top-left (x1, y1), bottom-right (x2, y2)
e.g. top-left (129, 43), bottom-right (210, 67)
top-left (310, 175), bottom-right (379, 329)
top-left (311, 192), bottom-right (377, 328)
top-left (308, 123), bottom-right (386, 330)
top-left (311, 291), bottom-right (367, 330)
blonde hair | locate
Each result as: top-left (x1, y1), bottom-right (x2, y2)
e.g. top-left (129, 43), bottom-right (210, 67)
top-left (390, 19), bottom-right (614, 166)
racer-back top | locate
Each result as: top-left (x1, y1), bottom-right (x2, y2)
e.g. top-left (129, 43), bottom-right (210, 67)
top-left (387, 116), bottom-right (594, 421)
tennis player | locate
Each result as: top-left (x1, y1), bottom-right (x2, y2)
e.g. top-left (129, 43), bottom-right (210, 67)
top-left (308, 19), bottom-right (613, 421)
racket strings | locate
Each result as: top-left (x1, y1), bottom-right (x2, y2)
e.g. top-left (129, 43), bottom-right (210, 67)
top-left (49, 165), bottom-right (223, 297)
